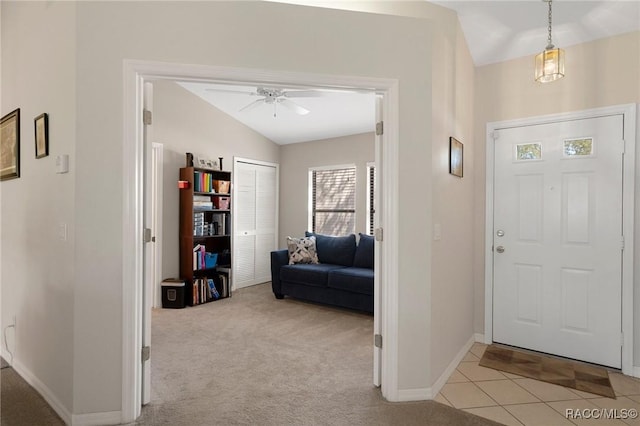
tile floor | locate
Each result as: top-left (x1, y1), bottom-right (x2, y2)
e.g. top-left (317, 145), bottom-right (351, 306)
top-left (435, 343), bottom-right (640, 426)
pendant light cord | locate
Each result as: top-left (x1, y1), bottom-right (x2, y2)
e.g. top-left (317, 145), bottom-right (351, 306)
top-left (547, 0), bottom-right (554, 49)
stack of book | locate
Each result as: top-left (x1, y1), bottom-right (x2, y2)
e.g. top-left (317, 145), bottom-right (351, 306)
top-left (193, 195), bottom-right (213, 210)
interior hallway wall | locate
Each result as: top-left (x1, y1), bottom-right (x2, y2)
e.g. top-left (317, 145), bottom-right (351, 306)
top-left (0, 1), bottom-right (76, 419)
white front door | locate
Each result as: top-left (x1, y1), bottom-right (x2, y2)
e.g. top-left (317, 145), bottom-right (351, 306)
top-left (492, 115), bottom-right (624, 368)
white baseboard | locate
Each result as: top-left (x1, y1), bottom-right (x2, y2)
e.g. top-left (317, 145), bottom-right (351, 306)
top-left (395, 334), bottom-right (477, 402)
top-left (474, 333), bottom-right (486, 343)
top-left (396, 387), bottom-right (432, 401)
top-left (429, 334), bottom-right (476, 398)
top-left (632, 366), bottom-right (640, 379)
top-left (71, 411), bottom-right (122, 426)
top-left (8, 357), bottom-right (72, 425)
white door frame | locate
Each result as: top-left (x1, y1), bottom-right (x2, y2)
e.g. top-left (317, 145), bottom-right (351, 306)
top-left (232, 157), bottom-right (280, 289)
top-left (152, 142), bottom-right (164, 308)
top-left (484, 104), bottom-right (636, 375)
top-left (122, 60), bottom-right (401, 422)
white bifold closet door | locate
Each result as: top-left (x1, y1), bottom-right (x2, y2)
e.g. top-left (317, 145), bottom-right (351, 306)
top-left (234, 160), bottom-right (278, 289)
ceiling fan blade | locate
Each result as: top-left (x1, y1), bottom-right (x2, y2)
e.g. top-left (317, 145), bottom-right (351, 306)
top-left (206, 88), bottom-right (257, 96)
top-left (280, 99), bottom-right (310, 115)
top-left (239, 99), bottom-right (264, 112)
top-left (283, 90), bottom-right (327, 98)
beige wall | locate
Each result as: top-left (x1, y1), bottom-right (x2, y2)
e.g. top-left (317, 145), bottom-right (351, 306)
top-left (279, 132), bottom-right (374, 246)
top-left (1, 1), bottom-right (76, 418)
top-left (429, 19), bottom-right (476, 386)
top-left (72, 0), bottom-right (434, 412)
top-left (473, 32), bottom-right (640, 361)
top-left (152, 80), bottom-right (280, 284)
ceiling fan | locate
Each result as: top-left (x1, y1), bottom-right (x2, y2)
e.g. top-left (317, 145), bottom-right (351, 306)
top-left (205, 86), bottom-right (326, 117)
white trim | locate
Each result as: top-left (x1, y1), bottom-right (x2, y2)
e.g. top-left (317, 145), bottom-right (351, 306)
top-left (151, 142), bottom-right (164, 309)
top-left (9, 358), bottom-right (72, 425)
top-left (485, 103), bottom-right (636, 374)
top-left (308, 163), bottom-right (356, 171)
top-left (396, 387), bottom-right (432, 402)
top-left (474, 333), bottom-right (486, 343)
top-left (122, 61), bottom-right (144, 423)
top-left (429, 335), bottom-right (476, 398)
top-left (632, 367), bottom-right (640, 379)
top-left (379, 82), bottom-right (400, 402)
top-left (71, 411), bottom-right (122, 426)
top-left (123, 60), bottom-right (401, 420)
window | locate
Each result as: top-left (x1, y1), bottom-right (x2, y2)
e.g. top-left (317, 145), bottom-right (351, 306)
top-left (366, 163), bottom-right (376, 236)
top-left (309, 166), bottom-right (356, 236)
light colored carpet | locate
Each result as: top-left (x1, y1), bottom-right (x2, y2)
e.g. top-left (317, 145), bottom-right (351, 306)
top-left (0, 284), bottom-right (499, 425)
top-left (1, 363), bottom-right (65, 426)
top-left (134, 283), bottom-right (499, 426)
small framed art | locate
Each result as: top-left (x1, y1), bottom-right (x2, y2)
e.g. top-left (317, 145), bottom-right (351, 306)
top-left (35, 113), bottom-right (49, 159)
top-left (449, 137), bottom-right (463, 178)
top-left (1, 108), bottom-right (20, 181)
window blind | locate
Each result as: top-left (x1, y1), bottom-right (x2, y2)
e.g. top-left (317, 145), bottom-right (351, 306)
top-left (367, 165), bottom-right (376, 236)
top-left (311, 167), bottom-right (356, 236)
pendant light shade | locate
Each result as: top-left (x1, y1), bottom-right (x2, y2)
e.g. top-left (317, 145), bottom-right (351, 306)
top-left (535, 47), bottom-right (565, 83)
top-left (535, 0), bottom-right (564, 83)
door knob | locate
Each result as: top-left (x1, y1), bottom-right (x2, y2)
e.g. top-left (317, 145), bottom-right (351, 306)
top-left (496, 246), bottom-right (505, 253)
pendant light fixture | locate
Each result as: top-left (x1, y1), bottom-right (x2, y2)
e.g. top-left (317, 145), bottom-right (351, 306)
top-left (535, 0), bottom-right (565, 83)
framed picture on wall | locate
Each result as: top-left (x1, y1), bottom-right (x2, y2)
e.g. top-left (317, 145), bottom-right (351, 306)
top-left (449, 137), bottom-right (463, 178)
top-left (35, 113), bottom-right (49, 159)
top-left (1, 108), bottom-right (20, 181)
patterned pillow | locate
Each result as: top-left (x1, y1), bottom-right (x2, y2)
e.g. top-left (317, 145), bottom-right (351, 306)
top-left (287, 236), bottom-right (319, 265)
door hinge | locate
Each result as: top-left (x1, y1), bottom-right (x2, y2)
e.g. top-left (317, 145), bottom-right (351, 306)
top-left (376, 121), bottom-right (384, 136)
top-left (144, 228), bottom-right (153, 243)
top-left (374, 334), bottom-right (383, 348)
top-left (374, 227), bottom-right (383, 242)
top-left (142, 346), bottom-right (150, 362)
top-left (621, 139), bottom-right (626, 154)
top-left (621, 332), bottom-right (624, 347)
top-left (143, 109), bottom-right (152, 125)
top-left (621, 235), bottom-right (625, 251)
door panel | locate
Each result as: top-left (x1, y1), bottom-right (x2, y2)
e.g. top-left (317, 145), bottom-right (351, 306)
top-left (233, 161), bottom-right (277, 288)
top-left (493, 115), bottom-right (623, 368)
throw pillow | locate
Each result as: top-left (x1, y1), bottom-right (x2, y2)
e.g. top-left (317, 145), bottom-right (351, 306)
top-left (305, 232), bottom-right (356, 266)
top-left (353, 233), bottom-right (374, 269)
top-left (286, 236), bottom-right (319, 265)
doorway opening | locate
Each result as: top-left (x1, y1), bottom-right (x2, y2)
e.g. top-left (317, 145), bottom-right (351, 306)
top-left (122, 61), bottom-right (400, 423)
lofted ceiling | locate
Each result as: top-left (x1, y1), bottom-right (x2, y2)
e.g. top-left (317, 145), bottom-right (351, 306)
top-left (178, 82), bottom-right (376, 145)
top-left (431, 0), bottom-right (640, 66)
top-left (178, 1), bottom-right (638, 145)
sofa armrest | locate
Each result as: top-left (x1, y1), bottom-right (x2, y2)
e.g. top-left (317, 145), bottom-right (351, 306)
top-left (270, 249), bottom-right (289, 298)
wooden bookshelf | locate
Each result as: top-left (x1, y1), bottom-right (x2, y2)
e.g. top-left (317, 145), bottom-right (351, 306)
top-left (179, 167), bottom-right (232, 306)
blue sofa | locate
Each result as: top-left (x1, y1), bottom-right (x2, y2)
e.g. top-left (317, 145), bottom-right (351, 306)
top-left (270, 233), bottom-right (374, 313)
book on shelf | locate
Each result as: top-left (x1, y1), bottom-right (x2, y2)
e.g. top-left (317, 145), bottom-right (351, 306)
top-left (208, 278), bottom-right (220, 300)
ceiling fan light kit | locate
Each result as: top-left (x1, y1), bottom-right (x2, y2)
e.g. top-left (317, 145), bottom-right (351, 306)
top-left (535, 0), bottom-right (565, 83)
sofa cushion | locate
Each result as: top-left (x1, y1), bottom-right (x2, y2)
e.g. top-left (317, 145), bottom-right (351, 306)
top-left (353, 233), bottom-right (374, 269)
top-left (286, 236), bottom-right (319, 265)
top-left (280, 263), bottom-right (346, 288)
top-left (305, 232), bottom-right (356, 267)
top-left (327, 267), bottom-right (374, 295)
